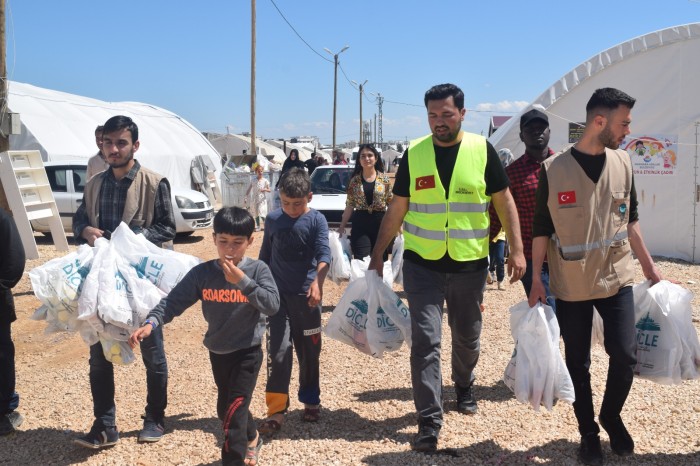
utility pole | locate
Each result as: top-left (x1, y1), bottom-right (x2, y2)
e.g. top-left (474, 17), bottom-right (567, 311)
top-left (376, 93), bottom-right (384, 150)
top-left (0, 0), bottom-right (9, 212)
top-left (373, 114), bottom-right (377, 146)
top-left (352, 79), bottom-right (367, 144)
top-left (250, 0), bottom-right (257, 157)
top-left (324, 46), bottom-right (349, 152)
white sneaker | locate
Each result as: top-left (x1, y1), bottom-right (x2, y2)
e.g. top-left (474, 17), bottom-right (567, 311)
top-left (486, 272), bottom-right (494, 284)
top-left (498, 281), bottom-right (504, 290)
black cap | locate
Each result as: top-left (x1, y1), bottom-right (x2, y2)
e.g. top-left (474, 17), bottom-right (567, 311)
top-left (520, 109), bottom-right (549, 129)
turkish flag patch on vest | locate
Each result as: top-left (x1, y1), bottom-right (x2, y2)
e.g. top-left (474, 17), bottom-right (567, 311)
top-left (416, 175), bottom-right (436, 190)
top-left (558, 191), bottom-right (576, 205)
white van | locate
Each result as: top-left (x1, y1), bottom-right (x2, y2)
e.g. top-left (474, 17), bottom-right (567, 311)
top-left (31, 161), bottom-right (214, 236)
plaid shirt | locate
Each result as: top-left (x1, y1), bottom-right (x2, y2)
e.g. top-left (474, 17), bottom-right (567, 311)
top-left (490, 149), bottom-right (554, 260)
top-left (74, 160), bottom-right (176, 245)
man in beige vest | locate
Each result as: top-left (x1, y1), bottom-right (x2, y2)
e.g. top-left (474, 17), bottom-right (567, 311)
top-left (72, 115), bottom-right (176, 449)
top-left (86, 125), bottom-right (109, 181)
top-left (529, 88), bottom-right (662, 465)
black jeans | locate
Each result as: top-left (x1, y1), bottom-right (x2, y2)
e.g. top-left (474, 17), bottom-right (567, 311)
top-left (0, 321), bottom-right (19, 414)
top-left (89, 326), bottom-right (168, 429)
top-left (210, 345), bottom-right (263, 466)
top-left (350, 210), bottom-right (386, 260)
top-left (556, 286), bottom-right (636, 436)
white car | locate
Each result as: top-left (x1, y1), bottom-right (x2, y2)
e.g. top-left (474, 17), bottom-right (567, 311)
top-left (31, 161), bottom-right (214, 236)
top-left (307, 165), bottom-right (355, 226)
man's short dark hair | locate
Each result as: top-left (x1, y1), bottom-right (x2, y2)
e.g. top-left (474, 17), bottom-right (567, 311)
top-left (424, 83), bottom-right (465, 110)
top-left (103, 115), bottom-right (139, 142)
top-left (95, 125), bottom-right (104, 135)
top-left (278, 167), bottom-right (310, 198)
top-left (213, 206), bottom-right (255, 237)
top-left (585, 88), bottom-right (636, 118)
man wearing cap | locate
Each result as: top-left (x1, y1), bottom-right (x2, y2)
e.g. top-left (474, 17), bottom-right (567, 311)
top-left (490, 108), bottom-right (556, 307)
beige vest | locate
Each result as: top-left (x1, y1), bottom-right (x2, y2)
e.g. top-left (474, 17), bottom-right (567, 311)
top-left (544, 148), bottom-right (635, 301)
top-left (85, 163), bottom-right (162, 234)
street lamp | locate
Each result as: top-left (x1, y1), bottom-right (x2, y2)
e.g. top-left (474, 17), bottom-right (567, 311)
top-left (324, 45), bottom-right (349, 152)
top-left (351, 79), bottom-right (368, 144)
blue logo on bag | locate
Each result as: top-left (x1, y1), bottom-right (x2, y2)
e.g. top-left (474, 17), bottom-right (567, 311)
top-left (376, 306), bottom-right (396, 329)
top-left (635, 312), bottom-right (660, 348)
top-left (346, 299), bottom-right (368, 329)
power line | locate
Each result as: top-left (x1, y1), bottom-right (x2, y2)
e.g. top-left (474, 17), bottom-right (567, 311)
top-left (268, 0), bottom-right (332, 63)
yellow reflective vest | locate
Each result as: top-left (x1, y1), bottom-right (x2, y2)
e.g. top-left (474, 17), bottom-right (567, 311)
top-left (403, 132), bottom-right (490, 261)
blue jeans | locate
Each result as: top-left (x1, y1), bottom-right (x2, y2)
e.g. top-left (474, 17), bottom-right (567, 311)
top-left (521, 260), bottom-right (556, 311)
top-left (89, 326), bottom-right (168, 429)
top-left (488, 240), bottom-right (505, 282)
top-left (402, 260), bottom-right (485, 426)
top-left (556, 286), bottom-right (636, 436)
top-left (0, 321), bottom-right (19, 415)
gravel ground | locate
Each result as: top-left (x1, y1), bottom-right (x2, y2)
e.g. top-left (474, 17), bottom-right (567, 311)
top-left (2, 229), bottom-right (700, 465)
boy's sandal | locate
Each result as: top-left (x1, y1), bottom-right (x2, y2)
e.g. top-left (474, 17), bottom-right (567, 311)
top-left (258, 418), bottom-right (282, 435)
top-left (245, 437), bottom-right (263, 466)
top-left (302, 406), bottom-right (321, 423)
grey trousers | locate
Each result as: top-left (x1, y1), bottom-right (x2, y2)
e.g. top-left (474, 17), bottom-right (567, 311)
top-left (402, 260), bottom-right (486, 426)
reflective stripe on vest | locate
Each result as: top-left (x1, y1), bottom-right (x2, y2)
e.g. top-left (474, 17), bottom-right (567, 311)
top-left (403, 132), bottom-right (490, 261)
top-left (557, 230), bottom-right (629, 258)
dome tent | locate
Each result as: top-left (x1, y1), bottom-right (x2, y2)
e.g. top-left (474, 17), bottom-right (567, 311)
top-left (8, 81), bottom-right (221, 192)
top-left (489, 23), bottom-right (700, 262)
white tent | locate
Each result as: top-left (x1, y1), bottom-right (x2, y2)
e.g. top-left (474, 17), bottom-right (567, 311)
top-left (488, 23), bottom-right (700, 263)
top-left (265, 140), bottom-right (315, 162)
top-left (207, 133), bottom-right (287, 165)
top-left (8, 81), bottom-right (221, 191)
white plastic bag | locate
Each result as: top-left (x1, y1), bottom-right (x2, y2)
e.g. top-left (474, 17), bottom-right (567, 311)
top-left (633, 280), bottom-right (700, 384)
top-left (349, 256), bottom-right (393, 287)
top-left (99, 335), bottom-right (135, 365)
top-left (324, 277), bottom-right (375, 356)
top-left (325, 271), bottom-right (411, 358)
top-left (29, 244), bottom-right (94, 333)
top-left (97, 247), bottom-right (164, 331)
top-left (339, 235), bottom-right (352, 262)
top-left (591, 307), bottom-right (605, 348)
top-left (328, 231), bottom-right (351, 283)
top-left (503, 301), bottom-right (574, 411)
top-left (365, 270), bottom-right (411, 353)
top-left (110, 222), bottom-right (200, 293)
top-left (391, 234), bottom-right (404, 286)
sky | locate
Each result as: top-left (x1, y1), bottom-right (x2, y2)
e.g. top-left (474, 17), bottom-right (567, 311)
top-left (6, 1), bottom-right (700, 147)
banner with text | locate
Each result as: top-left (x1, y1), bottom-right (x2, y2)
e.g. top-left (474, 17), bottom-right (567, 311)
top-left (624, 135), bottom-right (678, 176)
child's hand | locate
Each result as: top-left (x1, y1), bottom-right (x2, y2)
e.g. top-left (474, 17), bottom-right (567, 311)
top-left (129, 325), bottom-right (153, 349)
top-left (222, 257), bottom-right (245, 284)
top-left (307, 280), bottom-right (322, 307)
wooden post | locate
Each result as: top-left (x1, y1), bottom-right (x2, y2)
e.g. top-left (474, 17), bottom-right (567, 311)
top-left (0, 0), bottom-right (10, 213)
top-left (250, 0), bottom-right (257, 158)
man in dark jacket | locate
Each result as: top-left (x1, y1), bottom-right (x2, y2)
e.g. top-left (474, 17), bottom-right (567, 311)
top-left (0, 209), bottom-right (26, 435)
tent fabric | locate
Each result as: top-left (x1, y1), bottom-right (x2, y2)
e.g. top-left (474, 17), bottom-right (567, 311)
top-left (488, 23), bottom-right (700, 262)
top-left (8, 81), bottom-right (221, 191)
top-left (206, 133), bottom-right (287, 165)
